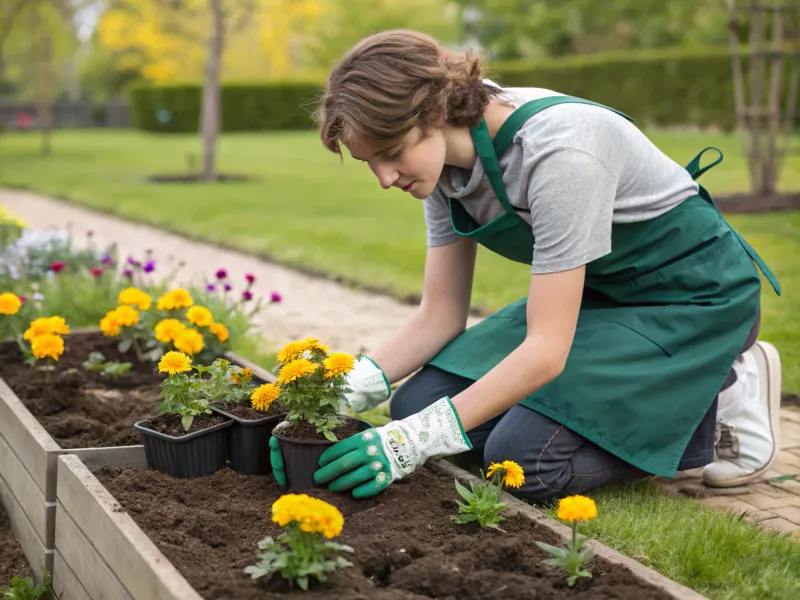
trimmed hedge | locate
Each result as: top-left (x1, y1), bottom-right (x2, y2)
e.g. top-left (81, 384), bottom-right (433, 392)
top-left (129, 81), bottom-right (322, 133)
top-left (130, 47), bottom-right (791, 133)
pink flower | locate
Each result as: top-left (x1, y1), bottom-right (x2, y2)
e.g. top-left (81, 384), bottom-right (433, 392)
top-left (270, 291), bottom-right (282, 303)
top-left (245, 273), bottom-right (256, 285)
top-left (122, 269), bottom-right (133, 278)
top-left (242, 290), bottom-right (253, 301)
top-left (215, 269), bottom-right (228, 279)
top-left (49, 261), bottom-right (66, 273)
top-left (90, 267), bottom-right (104, 277)
top-left (18, 296), bottom-right (26, 304)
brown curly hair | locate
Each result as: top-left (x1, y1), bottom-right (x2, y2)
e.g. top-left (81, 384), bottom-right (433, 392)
top-left (314, 29), bottom-right (500, 156)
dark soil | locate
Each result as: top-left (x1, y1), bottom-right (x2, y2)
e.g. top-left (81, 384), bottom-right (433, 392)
top-left (278, 419), bottom-right (365, 442)
top-left (0, 331), bottom-right (163, 448)
top-left (142, 413), bottom-right (228, 437)
top-left (217, 403), bottom-right (287, 421)
top-left (716, 192), bottom-right (800, 213)
top-left (0, 503), bottom-right (33, 585)
top-left (95, 465), bottom-right (673, 600)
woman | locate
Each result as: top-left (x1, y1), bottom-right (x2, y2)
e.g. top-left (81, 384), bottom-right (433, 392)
top-left (271, 29), bottom-right (782, 502)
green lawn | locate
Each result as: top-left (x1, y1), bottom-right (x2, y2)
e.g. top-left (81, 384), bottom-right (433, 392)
top-left (0, 129), bottom-right (797, 392)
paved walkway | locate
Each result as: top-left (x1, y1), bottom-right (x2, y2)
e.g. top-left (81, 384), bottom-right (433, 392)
top-left (2, 188), bottom-right (799, 538)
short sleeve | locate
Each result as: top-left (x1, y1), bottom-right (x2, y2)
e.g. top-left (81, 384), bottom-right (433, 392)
top-left (526, 147), bottom-right (617, 274)
top-left (423, 186), bottom-right (461, 247)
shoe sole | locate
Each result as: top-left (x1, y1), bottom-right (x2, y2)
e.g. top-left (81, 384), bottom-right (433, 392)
top-left (706, 340), bottom-right (782, 488)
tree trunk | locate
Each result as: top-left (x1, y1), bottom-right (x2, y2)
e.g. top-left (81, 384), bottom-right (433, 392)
top-left (200, 0), bottom-right (224, 182)
top-left (35, 17), bottom-right (53, 156)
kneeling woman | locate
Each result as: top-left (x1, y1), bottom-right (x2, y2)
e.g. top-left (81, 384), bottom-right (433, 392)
top-left (273, 29), bottom-right (782, 502)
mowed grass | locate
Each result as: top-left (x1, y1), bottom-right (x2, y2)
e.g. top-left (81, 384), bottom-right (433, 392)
top-left (0, 129), bottom-right (798, 392)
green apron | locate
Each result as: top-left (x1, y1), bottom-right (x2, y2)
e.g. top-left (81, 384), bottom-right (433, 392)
top-left (427, 96), bottom-right (781, 478)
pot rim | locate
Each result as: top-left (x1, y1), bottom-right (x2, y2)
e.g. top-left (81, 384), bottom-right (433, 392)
top-left (133, 415), bottom-right (233, 442)
top-left (270, 415), bottom-right (372, 445)
top-left (210, 403), bottom-right (288, 426)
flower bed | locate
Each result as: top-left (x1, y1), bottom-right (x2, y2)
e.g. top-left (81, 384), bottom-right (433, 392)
top-left (0, 501), bottom-right (35, 583)
top-left (54, 450), bottom-right (706, 600)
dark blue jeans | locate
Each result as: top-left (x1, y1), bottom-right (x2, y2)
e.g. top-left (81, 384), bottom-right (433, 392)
top-left (390, 308), bottom-right (761, 504)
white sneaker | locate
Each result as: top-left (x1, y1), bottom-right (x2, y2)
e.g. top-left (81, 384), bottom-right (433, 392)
top-left (702, 341), bottom-right (782, 488)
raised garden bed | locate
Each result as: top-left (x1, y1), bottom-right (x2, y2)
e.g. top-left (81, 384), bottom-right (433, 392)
top-left (0, 499), bottom-right (36, 584)
top-left (0, 330), bottom-right (276, 594)
top-left (54, 450), bottom-right (707, 600)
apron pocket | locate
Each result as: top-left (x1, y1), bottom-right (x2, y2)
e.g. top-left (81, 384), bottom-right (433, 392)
top-left (601, 320), bottom-right (672, 357)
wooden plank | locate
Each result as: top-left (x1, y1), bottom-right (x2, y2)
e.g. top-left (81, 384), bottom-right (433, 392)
top-left (0, 433), bottom-right (54, 545)
top-left (57, 455), bottom-right (202, 600)
top-left (68, 446), bottom-right (146, 470)
top-left (52, 551), bottom-right (91, 600)
top-left (432, 460), bottom-right (709, 600)
top-left (0, 378), bottom-right (61, 499)
top-left (225, 350), bottom-right (276, 383)
top-left (54, 501), bottom-right (133, 600)
top-left (0, 474), bottom-right (53, 583)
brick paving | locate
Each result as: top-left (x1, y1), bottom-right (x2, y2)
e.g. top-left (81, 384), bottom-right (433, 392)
top-left (654, 407), bottom-right (800, 539)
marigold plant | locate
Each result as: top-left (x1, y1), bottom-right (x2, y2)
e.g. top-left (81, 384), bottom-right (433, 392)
top-left (251, 382), bottom-right (280, 412)
top-left (118, 287), bottom-right (152, 311)
top-left (154, 318), bottom-right (186, 344)
top-left (536, 495), bottom-right (598, 587)
top-left (173, 328), bottom-right (204, 355)
top-left (100, 305), bottom-right (146, 362)
top-left (156, 288), bottom-right (194, 311)
top-left (245, 494), bottom-right (353, 591)
top-left (452, 460), bottom-right (525, 531)
top-left (273, 338), bottom-right (355, 441)
top-left (0, 292), bottom-right (22, 315)
top-left (186, 306), bottom-right (213, 327)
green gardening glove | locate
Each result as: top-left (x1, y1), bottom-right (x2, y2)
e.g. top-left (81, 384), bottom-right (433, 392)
top-left (269, 435), bottom-right (287, 486)
top-left (314, 397), bottom-right (472, 498)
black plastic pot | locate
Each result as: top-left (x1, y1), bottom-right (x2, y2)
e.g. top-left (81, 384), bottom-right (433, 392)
top-left (210, 405), bottom-right (287, 475)
top-left (271, 416), bottom-right (373, 491)
top-left (133, 417), bottom-right (234, 478)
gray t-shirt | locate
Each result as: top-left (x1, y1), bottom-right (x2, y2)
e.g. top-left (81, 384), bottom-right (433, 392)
top-left (424, 81), bottom-right (700, 273)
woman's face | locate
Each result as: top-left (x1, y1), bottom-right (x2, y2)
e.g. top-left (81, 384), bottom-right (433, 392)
top-left (342, 126), bottom-right (447, 200)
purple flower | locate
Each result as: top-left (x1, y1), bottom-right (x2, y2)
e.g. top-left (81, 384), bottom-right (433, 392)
top-left (245, 273), bottom-right (256, 285)
top-left (101, 255), bottom-right (114, 266)
top-left (206, 283), bottom-right (216, 292)
top-left (224, 283), bottom-right (232, 292)
top-left (143, 259), bottom-right (156, 273)
top-left (215, 269), bottom-right (228, 280)
top-left (122, 268), bottom-right (133, 278)
top-left (270, 291), bottom-right (282, 303)
top-left (127, 256), bottom-right (140, 267)
top-left (242, 290), bottom-right (253, 302)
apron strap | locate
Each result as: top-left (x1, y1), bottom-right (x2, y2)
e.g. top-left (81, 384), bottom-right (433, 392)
top-left (471, 118), bottom-right (525, 222)
top-left (492, 96), bottom-right (633, 158)
top-left (684, 147), bottom-right (782, 296)
top-left (685, 146), bottom-right (724, 181)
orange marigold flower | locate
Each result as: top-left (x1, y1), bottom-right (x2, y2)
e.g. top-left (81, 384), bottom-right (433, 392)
top-left (209, 322), bottom-right (229, 343)
top-left (556, 495), bottom-right (597, 523)
top-left (173, 328), bottom-right (204, 355)
top-left (323, 352), bottom-right (355, 378)
top-left (186, 306), bottom-right (213, 327)
top-left (31, 334), bottom-right (64, 361)
top-left (118, 287), bottom-right (152, 310)
top-left (277, 340), bottom-right (307, 363)
top-left (251, 382), bottom-right (280, 412)
top-left (0, 292), bottom-right (22, 315)
top-left (113, 305), bottom-right (139, 327)
top-left (486, 460), bottom-right (525, 489)
top-left (154, 318), bottom-right (186, 343)
top-left (158, 351), bottom-right (192, 375)
top-left (156, 288), bottom-right (194, 310)
top-left (277, 359), bottom-right (318, 384)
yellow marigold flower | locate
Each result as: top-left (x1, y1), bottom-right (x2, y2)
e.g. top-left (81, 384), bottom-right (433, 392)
top-left (323, 352), bottom-right (355, 378)
top-left (277, 359), bottom-right (318, 384)
top-left (158, 351), bottom-right (192, 375)
top-left (302, 336), bottom-right (330, 354)
top-left (31, 334), bottom-right (64, 361)
top-left (486, 460), bottom-right (525, 489)
top-left (156, 288), bottom-right (194, 311)
top-left (154, 318), bottom-right (186, 343)
top-left (271, 494), bottom-right (344, 539)
top-left (232, 367), bottom-right (253, 385)
top-left (0, 292), bottom-right (22, 315)
top-left (557, 495), bottom-right (598, 523)
top-left (24, 316), bottom-right (70, 340)
top-left (118, 287), bottom-right (152, 310)
top-left (186, 306), bottom-right (213, 327)
top-left (173, 328), bottom-right (204, 355)
top-left (277, 340), bottom-right (307, 363)
top-left (251, 382), bottom-right (280, 412)
top-left (208, 322), bottom-right (229, 343)
top-left (113, 305), bottom-right (139, 327)
top-left (99, 312), bottom-right (121, 337)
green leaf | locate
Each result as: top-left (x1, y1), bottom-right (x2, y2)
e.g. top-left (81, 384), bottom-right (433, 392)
top-left (297, 576), bottom-right (309, 591)
top-left (767, 474), bottom-right (798, 482)
top-left (454, 479), bottom-right (473, 501)
top-left (535, 541), bottom-right (567, 558)
top-left (181, 415), bottom-right (193, 431)
top-left (118, 338), bottom-right (133, 354)
top-left (322, 429), bottom-right (337, 442)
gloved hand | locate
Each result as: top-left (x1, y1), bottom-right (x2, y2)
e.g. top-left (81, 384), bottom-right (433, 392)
top-left (314, 397), bottom-right (472, 498)
top-left (338, 356), bottom-right (391, 415)
top-left (269, 435), bottom-right (287, 486)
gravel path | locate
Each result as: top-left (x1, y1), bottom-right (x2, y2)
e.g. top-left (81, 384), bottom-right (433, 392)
top-left (0, 189), bottom-right (480, 353)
